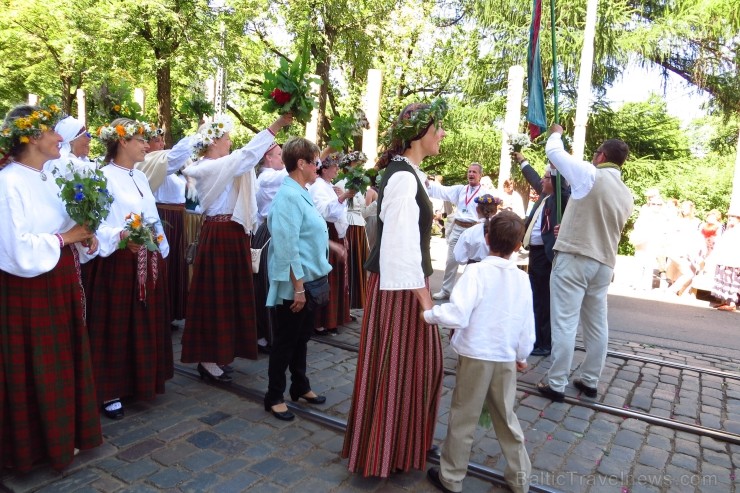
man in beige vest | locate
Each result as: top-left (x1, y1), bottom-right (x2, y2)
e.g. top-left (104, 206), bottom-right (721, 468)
top-left (537, 124), bottom-right (633, 402)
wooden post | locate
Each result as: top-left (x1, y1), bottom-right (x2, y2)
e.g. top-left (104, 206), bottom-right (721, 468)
top-left (76, 89), bottom-right (86, 126)
top-left (498, 66), bottom-right (525, 189)
top-left (134, 88), bottom-right (146, 115)
top-left (362, 69), bottom-right (383, 166)
top-left (28, 94), bottom-right (39, 106)
top-left (572, 0), bottom-right (599, 160)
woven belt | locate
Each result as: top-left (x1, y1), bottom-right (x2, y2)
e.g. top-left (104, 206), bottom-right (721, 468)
top-left (454, 220), bottom-right (477, 229)
top-left (205, 214), bottom-right (233, 222)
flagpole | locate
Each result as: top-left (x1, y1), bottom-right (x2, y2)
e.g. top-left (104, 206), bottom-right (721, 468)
top-left (550, 0), bottom-right (562, 223)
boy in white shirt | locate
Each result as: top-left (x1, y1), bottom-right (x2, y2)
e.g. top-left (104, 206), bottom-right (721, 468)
top-left (423, 210), bottom-right (535, 493)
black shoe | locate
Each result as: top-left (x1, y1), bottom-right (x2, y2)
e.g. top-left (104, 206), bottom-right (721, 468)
top-left (290, 390), bottom-right (326, 404)
top-left (264, 400), bottom-right (295, 421)
top-left (574, 379), bottom-right (598, 398)
top-left (102, 400), bottom-right (124, 420)
top-left (197, 363), bottom-right (233, 383)
top-left (220, 364), bottom-right (234, 374)
top-left (428, 444), bottom-right (440, 457)
top-left (257, 344), bottom-right (271, 355)
top-left (427, 467), bottom-right (455, 493)
top-left (530, 347), bottom-right (551, 357)
top-left (537, 382), bottom-right (565, 402)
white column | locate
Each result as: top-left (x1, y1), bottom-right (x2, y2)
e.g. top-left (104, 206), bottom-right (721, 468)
top-left (498, 66), bottom-right (525, 189)
top-left (27, 94), bottom-right (39, 106)
top-left (134, 88), bottom-right (146, 114)
top-left (571, 0), bottom-right (598, 161)
top-left (730, 126), bottom-right (740, 215)
top-left (76, 89), bottom-right (86, 126)
top-left (362, 69), bottom-right (383, 166)
top-left (304, 79), bottom-right (321, 143)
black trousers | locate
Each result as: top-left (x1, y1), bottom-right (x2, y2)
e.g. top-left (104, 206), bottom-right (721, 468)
top-left (528, 246), bottom-right (552, 351)
top-left (265, 301), bottom-right (314, 404)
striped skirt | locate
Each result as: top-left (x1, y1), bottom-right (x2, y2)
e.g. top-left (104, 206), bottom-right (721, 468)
top-left (181, 218), bottom-right (258, 363)
top-left (251, 221), bottom-right (275, 344)
top-left (0, 247), bottom-right (102, 472)
top-left (346, 224), bottom-right (369, 309)
top-left (84, 250), bottom-right (173, 404)
top-left (342, 273), bottom-right (443, 477)
top-left (712, 264), bottom-right (740, 304)
top-left (157, 203), bottom-right (188, 321)
top-left (315, 223), bottom-right (351, 330)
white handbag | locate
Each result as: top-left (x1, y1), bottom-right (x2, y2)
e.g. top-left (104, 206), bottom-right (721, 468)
top-left (251, 238), bottom-right (270, 274)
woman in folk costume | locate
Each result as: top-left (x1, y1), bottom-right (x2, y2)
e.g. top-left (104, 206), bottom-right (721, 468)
top-left (252, 142), bottom-right (288, 353)
top-left (342, 99), bottom-right (447, 477)
top-left (335, 151), bottom-right (371, 309)
top-left (45, 115), bottom-right (95, 178)
top-left (180, 113), bottom-right (292, 382)
top-left (84, 118), bottom-right (173, 420)
top-left (135, 128), bottom-right (197, 327)
top-left (308, 151), bottom-right (355, 335)
top-left (0, 104), bottom-right (102, 471)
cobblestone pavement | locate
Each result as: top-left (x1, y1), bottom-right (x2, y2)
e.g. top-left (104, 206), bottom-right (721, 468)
top-left (2, 310), bottom-right (738, 493)
top-left (2, 238), bottom-right (739, 492)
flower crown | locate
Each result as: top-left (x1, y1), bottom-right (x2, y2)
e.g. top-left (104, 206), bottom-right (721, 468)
top-left (339, 151), bottom-right (368, 168)
top-left (146, 126), bottom-right (164, 139)
top-left (0, 105), bottom-right (65, 153)
top-left (385, 97), bottom-right (448, 147)
top-left (193, 115), bottom-right (234, 153)
top-left (319, 151), bottom-right (343, 170)
top-left (474, 194), bottom-right (501, 206)
top-left (97, 121), bottom-right (153, 144)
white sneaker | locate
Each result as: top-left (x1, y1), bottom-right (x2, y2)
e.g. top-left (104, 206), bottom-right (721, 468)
top-left (432, 291), bottom-right (449, 300)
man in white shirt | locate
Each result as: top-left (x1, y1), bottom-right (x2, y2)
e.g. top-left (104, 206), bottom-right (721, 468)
top-left (537, 124), bottom-right (633, 403)
top-left (427, 163), bottom-right (489, 299)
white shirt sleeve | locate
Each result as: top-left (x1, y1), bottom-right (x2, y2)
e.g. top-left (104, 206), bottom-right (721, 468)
top-left (423, 266), bottom-right (479, 328)
top-left (545, 132), bottom-right (595, 200)
top-left (427, 181), bottom-right (462, 204)
top-left (166, 135), bottom-right (196, 174)
top-left (378, 171), bottom-right (424, 290)
top-left (453, 227), bottom-right (476, 263)
top-left (309, 179), bottom-right (347, 223)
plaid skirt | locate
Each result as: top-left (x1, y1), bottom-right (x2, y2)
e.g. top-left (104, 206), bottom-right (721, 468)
top-left (157, 203), bottom-right (187, 320)
top-left (251, 221), bottom-right (275, 344)
top-left (342, 273), bottom-right (443, 477)
top-left (84, 250), bottom-right (173, 404)
top-left (315, 223), bottom-right (351, 330)
top-left (1, 247), bottom-right (102, 472)
top-left (712, 264), bottom-right (740, 304)
top-left (346, 224), bottom-right (369, 309)
top-left (181, 219), bottom-right (258, 363)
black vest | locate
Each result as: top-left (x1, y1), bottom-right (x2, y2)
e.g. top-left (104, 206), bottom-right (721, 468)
top-left (365, 158), bottom-right (434, 278)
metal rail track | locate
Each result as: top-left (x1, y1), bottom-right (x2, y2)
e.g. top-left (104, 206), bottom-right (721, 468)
top-left (173, 364), bottom-right (563, 493)
top-left (310, 336), bottom-right (740, 446)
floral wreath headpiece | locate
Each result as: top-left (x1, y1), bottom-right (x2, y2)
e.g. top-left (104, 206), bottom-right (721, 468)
top-left (97, 121), bottom-right (152, 144)
top-left (339, 151), bottom-right (368, 168)
top-left (474, 194), bottom-right (501, 206)
top-left (146, 125), bottom-right (164, 139)
top-left (0, 104), bottom-right (65, 155)
top-left (386, 97), bottom-right (448, 148)
top-left (319, 151), bottom-right (343, 170)
top-left (193, 114), bottom-right (234, 152)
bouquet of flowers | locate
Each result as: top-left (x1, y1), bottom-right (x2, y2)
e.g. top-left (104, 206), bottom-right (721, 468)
top-left (327, 110), bottom-right (370, 151)
top-left (53, 162), bottom-right (114, 232)
top-left (261, 31), bottom-right (322, 125)
top-left (118, 212), bottom-right (163, 252)
top-left (336, 154), bottom-right (376, 202)
top-left (508, 132), bottom-right (532, 152)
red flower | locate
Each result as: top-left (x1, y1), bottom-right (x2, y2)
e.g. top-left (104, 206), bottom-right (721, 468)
top-left (270, 88), bottom-right (292, 105)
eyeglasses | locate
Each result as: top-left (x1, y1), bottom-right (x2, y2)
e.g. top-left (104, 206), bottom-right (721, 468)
top-left (132, 137), bottom-right (148, 143)
top-left (307, 159), bottom-right (320, 167)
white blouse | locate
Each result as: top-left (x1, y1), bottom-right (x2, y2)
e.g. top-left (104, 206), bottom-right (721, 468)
top-left (256, 167), bottom-right (288, 226)
top-left (453, 221), bottom-right (489, 263)
top-left (154, 174), bottom-right (186, 204)
top-left (378, 167), bottom-right (425, 290)
top-left (309, 177), bottom-right (349, 238)
top-left (96, 164), bottom-right (169, 259)
top-left (334, 177), bottom-right (366, 227)
top-left (0, 162), bottom-right (94, 277)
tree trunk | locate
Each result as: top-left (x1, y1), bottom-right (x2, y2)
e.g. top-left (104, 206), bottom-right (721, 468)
top-left (60, 75), bottom-right (73, 116)
top-left (315, 55), bottom-right (329, 148)
top-left (156, 60), bottom-right (173, 147)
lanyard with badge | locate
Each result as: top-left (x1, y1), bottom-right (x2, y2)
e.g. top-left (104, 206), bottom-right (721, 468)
top-left (461, 185), bottom-right (480, 214)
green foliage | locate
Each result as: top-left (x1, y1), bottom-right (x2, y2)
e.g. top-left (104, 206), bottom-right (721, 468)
top-left (261, 54), bottom-right (322, 124)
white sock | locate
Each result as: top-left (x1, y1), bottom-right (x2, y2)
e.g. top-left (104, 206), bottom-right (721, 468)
top-left (202, 362), bottom-right (223, 376)
top-left (258, 338), bottom-right (268, 346)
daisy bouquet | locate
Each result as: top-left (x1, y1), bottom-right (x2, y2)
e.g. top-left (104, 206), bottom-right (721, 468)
top-left (508, 132), bottom-right (532, 152)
